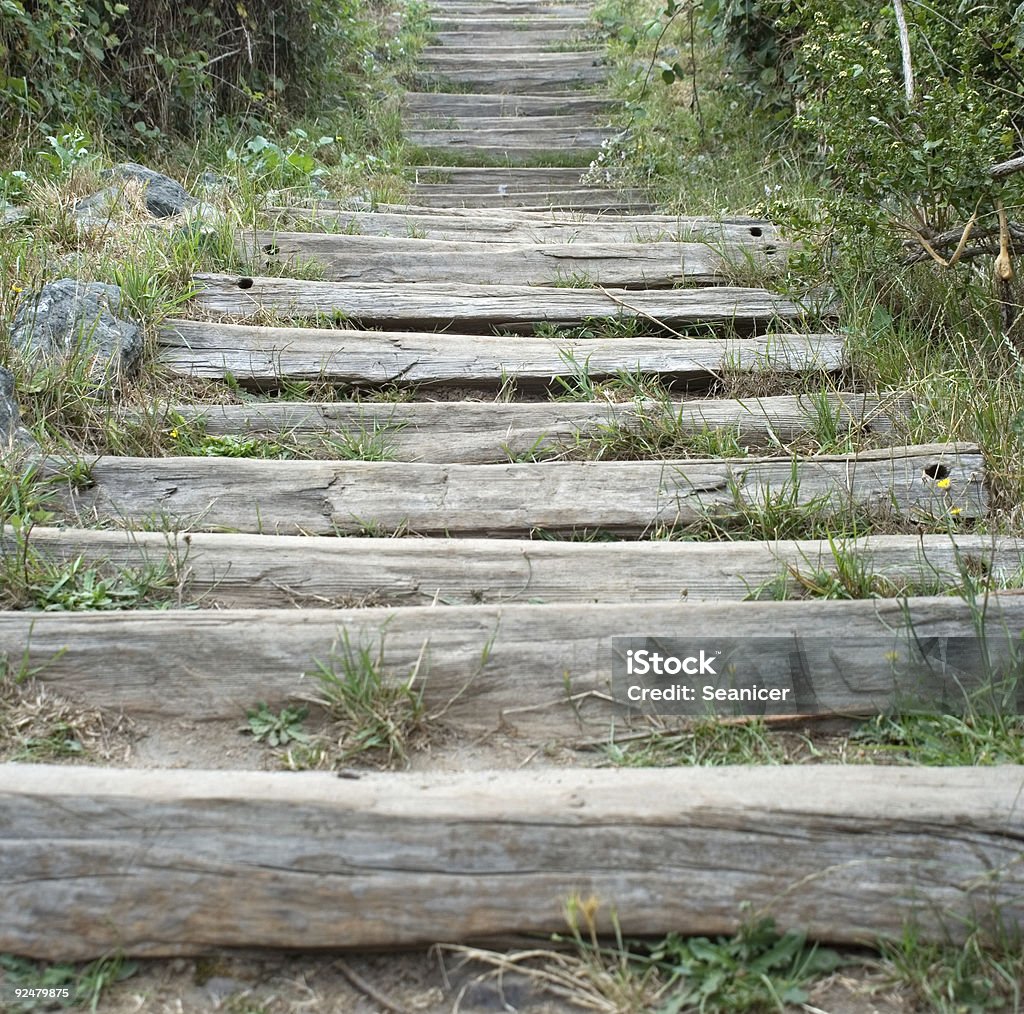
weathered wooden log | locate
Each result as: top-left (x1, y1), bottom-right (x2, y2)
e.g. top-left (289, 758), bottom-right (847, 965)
top-left (152, 394), bottom-right (906, 462)
top-left (431, 29), bottom-right (591, 46)
top-left (406, 126), bottom-right (610, 149)
top-left (406, 115), bottom-right (607, 133)
top-left (0, 596), bottom-right (1019, 730)
top-left (8, 528), bottom-right (1020, 608)
top-left (410, 164), bottom-right (598, 184)
top-left (416, 64), bottom-right (606, 93)
top-left (2, 764), bottom-right (1022, 960)
top-left (404, 188), bottom-right (650, 209)
top-left (51, 443), bottom-right (984, 536)
top-left (240, 232), bottom-right (777, 286)
top-left (263, 206), bottom-right (780, 245)
top-left (159, 320), bottom-right (843, 388)
top-left (403, 92), bottom-right (618, 116)
top-left (190, 273), bottom-right (806, 331)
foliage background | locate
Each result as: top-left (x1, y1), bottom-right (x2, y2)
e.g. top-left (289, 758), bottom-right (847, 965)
top-left (0, 0), bottom-right (386, 143)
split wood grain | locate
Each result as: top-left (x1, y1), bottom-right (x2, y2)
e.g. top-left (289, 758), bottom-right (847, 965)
top-left (403, 189), bottom-right (651, 210)
top-left (3, 764), bottom-right (1022, 959)
top-left (241, 232), bottom-right (776, 286)
top-left (9, 528), bottom-right (1021, 608)
top-left (431, 29), bottom-right (590, 46)
top-left (405, 127), bottom-right (610, 149)
top-left (0, 596), bottom-right (1020, 732)
top-left (52, 443), bottom-right (985, 536)
top-left (190, 273), bottom-right (806, 331)
top-left (411, 164), bottom-right (601, 184)
top-left (158, 320), bottom-right (844, 388)
top-left (403, 92), bottom-right (617, 116)
top-left (263, 206), bottom-right (780, 245)
top-left (153, 394), bottom-right (909, 463)
top-left (416, 66), bottom-right (606, 93)
top-left (404, 114), bottom-right (607, 131)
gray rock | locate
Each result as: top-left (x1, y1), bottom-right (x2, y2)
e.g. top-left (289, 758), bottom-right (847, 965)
top-left (104, 162), bottom-right (197, 217)
top-left (1, 202), bottom-right (28, 226)
top-left (0, 367), bottom-right (36, 452)
top-left (75, 163), bottom-right (197, 222)
top-left (10, 279), bottom-right (142, 386)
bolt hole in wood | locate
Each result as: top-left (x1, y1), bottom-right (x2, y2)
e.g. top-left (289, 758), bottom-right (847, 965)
top-left (749, 227), bottom-right (763, 237)
top-left (262, 243), bottom-right (280, 255)
top-left (237, 277), bottom-right (255, 289)
top-left (923, 462), bottom-right (951, 481)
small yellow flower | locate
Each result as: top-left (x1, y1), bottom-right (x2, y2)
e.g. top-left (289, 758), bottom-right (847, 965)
top-left (169, 428), bottom-right (179, 439)
top-left (936, 477), bottom-right (952, 490)
top-left (950, 507), bottom-right (962, 516)
top-left (10, 284), bottom-right (22, 293)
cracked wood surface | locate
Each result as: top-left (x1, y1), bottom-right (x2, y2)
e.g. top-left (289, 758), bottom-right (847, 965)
top-left (263, 206), bottom-right (781, 244)
top-left (153, 394), bottom-right (908, 462)
top-left (159, 321), bottom-right (843, 387)
top-left (191, 273), bottom-right (807, 331)
top-left (9, 529), bottom-right (1022, 608)
top-left (3, 764), bottom-right (1022, 959)
top-left (1, 596), bottom-right (1023, 732)
top-left (53, 444), bottom-right (984, 535)
top-left (242, 232), bottom-right (778, 286)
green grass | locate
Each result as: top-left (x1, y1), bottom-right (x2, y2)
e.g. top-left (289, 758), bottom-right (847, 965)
top-left (304, 630), bottom-right (427, 767)
top-left (0, 953), bottom-right (138, 1012)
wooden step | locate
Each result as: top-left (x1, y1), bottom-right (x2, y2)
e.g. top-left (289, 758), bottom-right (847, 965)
top-left (403, 92), bottom-right (618, 117)
top-left (11, 528), bottom-right (1017, 608)
top-left (429, 7), bottom-right (594, 20)
top-left (404, 188), bottom-right (648, 210)
top-left (264, 206), bottom-right (781, 245)
top-left (416, 62), bottom-right (606, 93)
top-left (4, 764), bottom-right (1022, 959)
top-left (429, 16), bottom-right (593, 30)
top-left (160, 320), bottom-right (842, 388)
top-left (0, 594), bottom-right (1015, 730)
top-left (410, 165), bottom-right (593, 184)
top-left (51, 443), bottom-right (984, 536)
top-left (431, 29), bottom-right (591, 46)
top-left (190, 274), bottom-right (807, 331)
top-left (405, 129), bottom-right (610, 154)
top-left (242, 232), bottom-right (769, 286)
top-left (403, 114), bottom-right (610, 131)
top-left (153, 394), bottom-right (909, 462)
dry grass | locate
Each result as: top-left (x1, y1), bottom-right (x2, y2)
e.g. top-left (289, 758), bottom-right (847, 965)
top-left (0, 677), bottom-right (136, 763)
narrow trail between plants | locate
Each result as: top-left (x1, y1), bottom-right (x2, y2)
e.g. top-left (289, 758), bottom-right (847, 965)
top-left (2, 0), bottom-right (1024, 1004)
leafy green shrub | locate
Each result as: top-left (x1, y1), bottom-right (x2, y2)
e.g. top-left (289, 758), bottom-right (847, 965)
top-left (0, 0), bottom-right (385, 142)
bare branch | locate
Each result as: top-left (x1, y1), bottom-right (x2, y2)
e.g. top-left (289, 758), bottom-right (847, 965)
top-left (991, 154), bottom-right (1024, 179)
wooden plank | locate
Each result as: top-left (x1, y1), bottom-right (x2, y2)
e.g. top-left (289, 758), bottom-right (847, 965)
top-left (411, 165), bottom-right (596, 184)
top-left (431, 29), bottom-right (590, 45)
top-left (159, 320), bottom-right (842, 387)
top-left (190, 273), bottom-right (806, 331)
top-left (406, 129), bottom-right (611, 154)
top-left (240, 232), bottom-right (774, 286)
top-left (51, 444), bottom-right (985, 536)
top-left (429, 16), bottom-right (594, 29)
top-left (0, 595), bottom-right (1019, 730)
top-left (403, 114), bottom-right (609, 131)
top-left (263, 206), bottom-right (781, 245)
top-left (151, 394), bottom-right (909, 462)
top-left (416, 66), bottom-right (606, 93)
top-left (3, 764), bottom-right (1022, 960)
top-left (404, 189), bottom-right (650, 210)
top-left (11, 528), bottom-right (1021, 608)
top-left (403, 92), bottom-right (618, 116)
